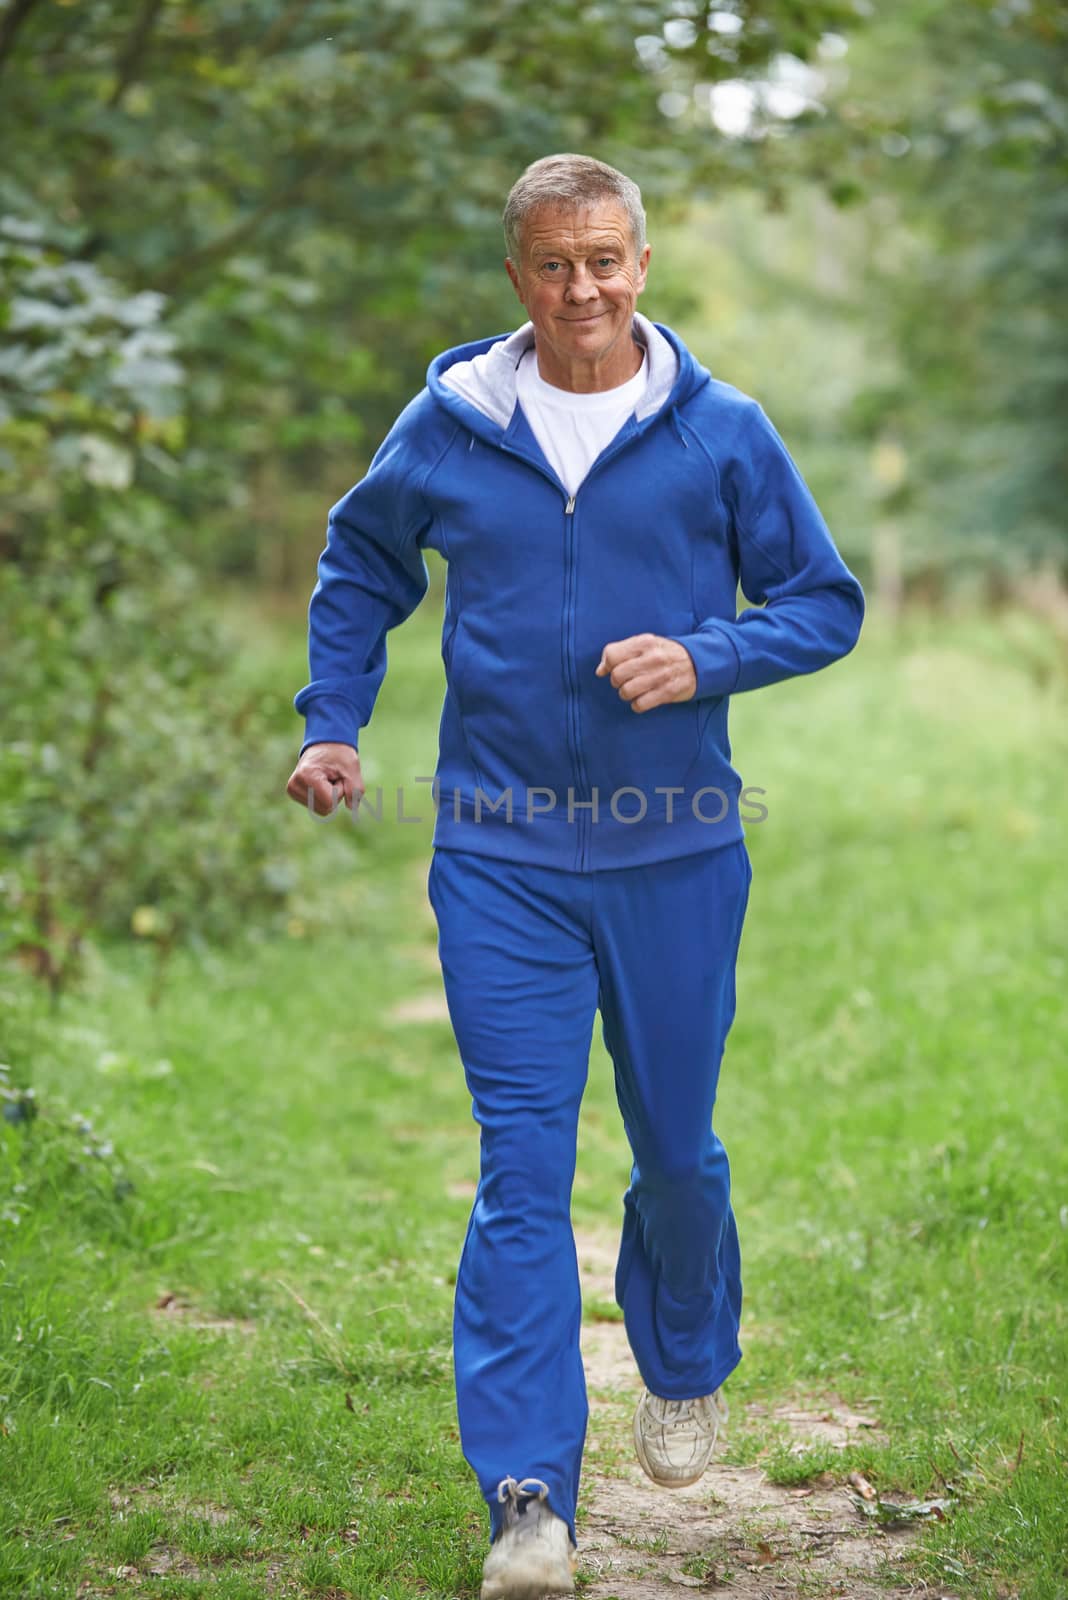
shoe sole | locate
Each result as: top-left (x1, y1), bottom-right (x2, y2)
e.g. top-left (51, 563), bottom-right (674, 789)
top-left (481, 1582), bottom-right (574, 1600)
top-left (480, 1546), bottom-right (577, 1599)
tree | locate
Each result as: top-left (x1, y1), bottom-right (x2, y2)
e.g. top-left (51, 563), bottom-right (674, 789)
top-left (802, 0), bottom-right (1068, 573)
top-left (2, 0), bottom-right (865, 988)
top-left (1, 0), bottom-right (860, 574)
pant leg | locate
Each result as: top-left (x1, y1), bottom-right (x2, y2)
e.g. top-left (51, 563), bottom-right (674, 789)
top-left (427, 847), bottom-right (598, 1547)
top-left (591, 839), bottom-right (752, 1400)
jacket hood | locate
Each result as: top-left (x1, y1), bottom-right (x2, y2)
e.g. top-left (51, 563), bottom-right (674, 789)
top-left (427, 312), bottom-right (709, 441)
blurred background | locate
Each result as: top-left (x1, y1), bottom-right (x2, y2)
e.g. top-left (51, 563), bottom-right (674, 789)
top-left (2, 0), bottom-right (1065, 984)
top-left (2, 5), bottom-right (1066, 1598)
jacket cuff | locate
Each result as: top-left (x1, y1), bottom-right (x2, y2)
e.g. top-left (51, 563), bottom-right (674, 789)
top-left (668, 621), bottom-right (742, 699)
top-left (298, 694), bottom-right (362, 756)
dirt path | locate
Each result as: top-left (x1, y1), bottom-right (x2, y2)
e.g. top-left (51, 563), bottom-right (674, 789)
top-left (575, 1229), bottom-right (954, 1600)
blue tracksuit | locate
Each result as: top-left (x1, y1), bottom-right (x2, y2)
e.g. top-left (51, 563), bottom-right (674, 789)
top-left (294, 313), bottom-right (864, 1545)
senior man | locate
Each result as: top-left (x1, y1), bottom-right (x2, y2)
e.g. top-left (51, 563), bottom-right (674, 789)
top-left (287, 153), bottom-right (864, 1599)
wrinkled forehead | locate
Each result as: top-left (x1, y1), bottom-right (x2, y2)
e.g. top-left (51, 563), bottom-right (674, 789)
top-left (517, 199), bottom-right (636, 260)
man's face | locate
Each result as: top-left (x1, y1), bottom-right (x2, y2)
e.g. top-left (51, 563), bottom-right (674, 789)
top-left (505, 199), bottom-right (650, 373)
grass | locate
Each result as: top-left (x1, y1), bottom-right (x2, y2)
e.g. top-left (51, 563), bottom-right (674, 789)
top-left (2, 570), bottom-right (1067, 1598)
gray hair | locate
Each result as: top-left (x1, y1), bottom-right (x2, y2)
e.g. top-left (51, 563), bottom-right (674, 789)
top-left (503, 153), bottom-right (647, 263)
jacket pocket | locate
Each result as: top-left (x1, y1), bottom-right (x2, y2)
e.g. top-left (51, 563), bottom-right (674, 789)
top-left (441, 618), bottom-right (488, 794)
top-left (443, 617), bottom-right (463, 700)
top-left (583, 613), bottom-right (709, 799)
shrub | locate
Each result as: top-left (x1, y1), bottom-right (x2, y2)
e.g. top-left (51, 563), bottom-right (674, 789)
top-left (0, 220), bottom-right (298, 1000)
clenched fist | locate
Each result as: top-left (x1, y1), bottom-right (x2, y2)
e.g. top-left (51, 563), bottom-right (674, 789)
top-left (595, 633), bottom-right (697, 711)
top-left (285, 741), bottom-right (364, 816)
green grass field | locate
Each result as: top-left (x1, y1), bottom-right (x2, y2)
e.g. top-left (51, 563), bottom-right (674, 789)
top-left (2, 578), bottom-right (1066, 1599)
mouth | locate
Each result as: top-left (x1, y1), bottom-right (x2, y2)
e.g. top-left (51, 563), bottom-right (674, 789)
top-left (561, 312), bottom-right (607, 324)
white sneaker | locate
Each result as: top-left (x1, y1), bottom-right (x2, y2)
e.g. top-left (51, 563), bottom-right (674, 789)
top-left (633, 1385), bottom-right (729, 1488)
top-left (480, 1476), bottom-right (577, 1600)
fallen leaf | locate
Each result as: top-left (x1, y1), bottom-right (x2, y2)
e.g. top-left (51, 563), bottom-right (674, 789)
top-left (850, 1493), bottom-right (954, 1527)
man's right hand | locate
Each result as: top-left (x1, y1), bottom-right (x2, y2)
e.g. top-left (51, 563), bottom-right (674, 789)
top-left (286, 742), bottom-right (364, 817)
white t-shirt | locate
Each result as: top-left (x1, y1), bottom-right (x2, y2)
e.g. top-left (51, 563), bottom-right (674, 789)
top-left (515, 345), bottom-right (648, 499)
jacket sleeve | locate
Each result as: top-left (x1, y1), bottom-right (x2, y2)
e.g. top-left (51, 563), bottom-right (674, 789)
top-left (293, 399), bottom-right (435, 754)
top-left (669, 401), bottom-right (865, 700)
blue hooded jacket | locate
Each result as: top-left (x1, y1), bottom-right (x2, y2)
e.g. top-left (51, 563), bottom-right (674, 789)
top-left (294, 313), bottom-right (865, 871)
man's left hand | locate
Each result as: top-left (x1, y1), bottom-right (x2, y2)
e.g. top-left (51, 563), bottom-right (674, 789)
top-left (595, 634), bottom-right (697, 712)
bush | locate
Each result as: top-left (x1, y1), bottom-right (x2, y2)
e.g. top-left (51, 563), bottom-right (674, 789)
top-left (0, 219), bottom-right (298, 1000)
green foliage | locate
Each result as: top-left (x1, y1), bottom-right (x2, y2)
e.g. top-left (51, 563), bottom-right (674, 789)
top-left (1, 506), bottom-right (298, 998)
top-left (0, 219), bottom-right (183, 507)
top-left (654, 0), bottom-right (1068, 580)
top-left (805, 0), bottom-right (1068, 564)
top-left (0, 224), bottom-right (297, 998)
top-left (0, 0), bottom-right (860, 576)
top-left (0, 0), bottom-right (873, 991)
top-left (2, 0), bottom-right (1065, 993)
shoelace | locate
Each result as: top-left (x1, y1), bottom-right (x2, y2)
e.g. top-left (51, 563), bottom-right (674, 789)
top-left (662, 1399), bottom-right (696, 1422)
top-left (650, 1394), bottom-right (722, 1435)
top-left (496, 1475), bottom-right (550, 1508)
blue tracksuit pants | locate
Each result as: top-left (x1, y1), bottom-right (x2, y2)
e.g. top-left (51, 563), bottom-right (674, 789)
top-left (426, 838), bottom-right (752, 1548)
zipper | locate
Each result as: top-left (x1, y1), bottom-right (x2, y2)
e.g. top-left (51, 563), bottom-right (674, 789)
top-left (562, 491), bottom-right (592, 871)
top-left (557, 425), bottom-right (649, 871)
top-left (496, 442), bottom-right (588, 868)
top-left (499, 417), bottom-right (649, 873)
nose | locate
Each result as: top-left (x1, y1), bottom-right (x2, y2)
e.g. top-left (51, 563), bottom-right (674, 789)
top-left (564, 263), bottom-right (599, 305)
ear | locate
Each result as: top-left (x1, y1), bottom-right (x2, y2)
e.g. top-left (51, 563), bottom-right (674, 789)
top-left (505, 256), bottom-right (526, 305)
top-left (634, 243), bottom-right (651, 297)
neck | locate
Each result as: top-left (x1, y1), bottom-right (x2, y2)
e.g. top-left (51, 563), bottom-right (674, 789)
top-left (534, 331), bottom-right (644, 393)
